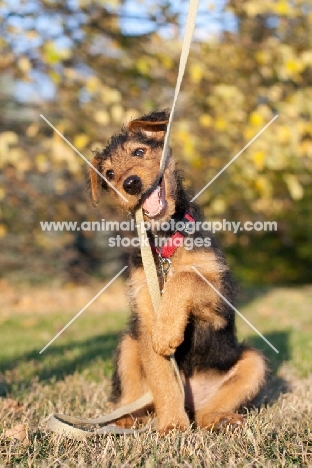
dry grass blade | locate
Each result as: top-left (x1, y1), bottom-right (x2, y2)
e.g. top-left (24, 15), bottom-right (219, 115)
top-left (0, 283), bottom-right (311, 466)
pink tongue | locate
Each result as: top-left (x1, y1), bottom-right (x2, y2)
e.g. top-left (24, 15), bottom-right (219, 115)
top-left (142, 187), bottom-right (162, 217)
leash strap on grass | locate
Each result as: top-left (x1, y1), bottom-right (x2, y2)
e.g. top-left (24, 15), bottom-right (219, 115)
top-left (46, 391), bottom-right (155, 439)
top-left (46, 0), bottom-right (198, 439)
top-left (47, 415), bottom-right (157, 440)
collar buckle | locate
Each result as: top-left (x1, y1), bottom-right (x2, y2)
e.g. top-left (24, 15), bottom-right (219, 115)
top-left (157, 254), bottom-right (172, 293)
top-left (183, 222), bottom-right (194, 235)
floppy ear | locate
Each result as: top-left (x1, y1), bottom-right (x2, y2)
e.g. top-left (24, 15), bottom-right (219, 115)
top-left (88, 156), bottom-right (106, 205)
top-left (128, 120), bottom-right (168, 133)
top-left (127, 119), bottom-right (169, 140)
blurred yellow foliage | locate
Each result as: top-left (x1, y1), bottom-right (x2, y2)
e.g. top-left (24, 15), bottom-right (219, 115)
top-left (252, 151), bottom-right (266, 171)
top-left (1, 0), bottom-right (312, 285)
top-left (136, 57), bottom-right (150, 75)
top-left (54, 179), bottom-right (66, 195)
top-left (94, 110), bottom-right (110, 125)
top-left (0, 224), bottom-right (8, 238)
top-left (210, 197), bottom-right (226, 214)
top-left (49, 70), bottom-right (61, 84)
top-left (111, 104), bottom-right (124, 123)
top-left (255, 51), bottom-right (271, 65)
top-left (86, 76), bottom-right (102, 93)
top-left (276, 126), bottom-right (291, 145)
top-left (254, 176), bottom-right (272, 197)
top-left (18, 57), bottom-right (31, 73)
top-left (274, 0), bottom-right (292, 15)
top-left (100, 87), bottom-right (121, 104)
top-left (74, 134), bottom-right (90, 150)
top-left (189, 63), bottom-right (204, 84)
top-left (199, 114), bottom-right (213, 128)
top-left (284, 174), bottom-right (304, 200)
top-left (249, 112), bottom-right (264, 127)
top-left (214, 117), bottom-right (227, 131)
top-left (43, 41), bottom-right (72, 65)
top-left (285, 59), bottom-right (304, 76)
top-left (36, 154), bottom-right (50, 173)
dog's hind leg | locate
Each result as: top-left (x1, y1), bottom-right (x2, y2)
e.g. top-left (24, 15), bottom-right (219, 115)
top-left (193, 349), bottom-right (266, 430)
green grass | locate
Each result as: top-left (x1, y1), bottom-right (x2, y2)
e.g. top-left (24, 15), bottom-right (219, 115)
top-left (237, 285), bottom-right (312, 377)
top-left (0, 309), bottom-right (127, 396)
top-left (0, 283), bottom-right (312, 466)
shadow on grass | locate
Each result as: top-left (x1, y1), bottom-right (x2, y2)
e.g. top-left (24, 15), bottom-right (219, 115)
top-left (236, 286), bottom-right (294, 406)
top-left (1, 331), bottom-right (290, 406)
top-left (245, 330), bottom-right (292, 407)
top-left (0, 331), bottom-right (121, 392)
top-left (1, 329), bottom-right (292, 408)
top-left (246, 330), bottom-right (291, 374)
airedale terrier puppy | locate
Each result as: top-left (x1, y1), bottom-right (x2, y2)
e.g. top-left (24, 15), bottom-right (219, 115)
top-left (88, 110), bottom-right (266, 433)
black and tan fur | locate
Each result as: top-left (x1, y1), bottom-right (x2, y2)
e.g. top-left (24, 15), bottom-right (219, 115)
top-left (88, 110), bottom-right (266, 433)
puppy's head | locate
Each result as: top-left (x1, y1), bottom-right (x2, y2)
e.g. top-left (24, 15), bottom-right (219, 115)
top-left (89, 109), bottom-right (177, 222)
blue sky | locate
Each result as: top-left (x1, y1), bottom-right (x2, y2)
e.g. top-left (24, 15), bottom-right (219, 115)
top-left (2, 0), bottom-right (237, 102)
top-left (119, 0), bottom-right (236, 38)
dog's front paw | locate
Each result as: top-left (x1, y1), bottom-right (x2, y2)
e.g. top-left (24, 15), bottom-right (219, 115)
top-left (152, 325), bottom-right (184, 356)
top-left (158, 413), bottom-right (190, 435)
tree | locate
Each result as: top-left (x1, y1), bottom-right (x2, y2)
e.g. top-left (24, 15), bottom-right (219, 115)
top-left (0, 0), bottom-right (311, 285)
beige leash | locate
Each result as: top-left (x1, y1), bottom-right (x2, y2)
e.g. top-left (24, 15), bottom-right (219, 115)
top-left (159, 0), bottom-right (199, 173)
top-left (46, 392), bottom-right (156, 439)
top-left (135, 209), bottom-right (184, 397)
top-left (135, 0), bottom-right (200, 399)
top-left (45, 0), bottom-right (199, 439)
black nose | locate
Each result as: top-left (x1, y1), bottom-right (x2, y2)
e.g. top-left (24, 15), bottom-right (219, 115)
top-left (123, 175), bottom-right (142, 195)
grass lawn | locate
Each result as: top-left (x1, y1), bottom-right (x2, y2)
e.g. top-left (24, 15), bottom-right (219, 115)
top-left (0, 280), bottom-right (311, 466)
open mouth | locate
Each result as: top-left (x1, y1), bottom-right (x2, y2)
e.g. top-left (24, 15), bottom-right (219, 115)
top-left (142, 177), bottom-right (167, 218)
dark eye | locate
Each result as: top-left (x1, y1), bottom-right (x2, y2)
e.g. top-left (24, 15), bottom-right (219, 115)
top-left (133, 148), bottom-right (145, 157)
top-left (106, 169), bottom-right (115, 180)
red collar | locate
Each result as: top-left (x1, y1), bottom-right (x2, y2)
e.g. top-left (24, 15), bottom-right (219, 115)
top-left (149, 212), bottom-right (195, 259)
